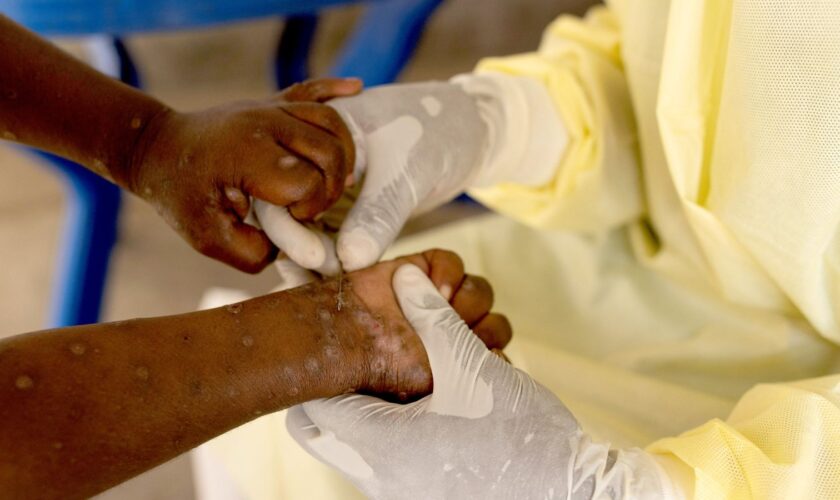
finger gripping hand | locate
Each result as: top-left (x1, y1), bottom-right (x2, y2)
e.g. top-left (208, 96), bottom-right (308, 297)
top-left (328, 83), bottom-right (489, 271)
top-left (129, 85), bottom-right (360, 274)
top-left (253, 201), bottom-right (340, 275)
top-left (392, 264), bottom-right (495, 418)
top-left (286, 264), bottom-right (682, 499)
top-left (254, 201), bottom-right (324, 267)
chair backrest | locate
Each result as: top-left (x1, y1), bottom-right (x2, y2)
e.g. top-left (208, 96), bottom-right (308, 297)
top-left (0, 0), bottom-right (365, 35)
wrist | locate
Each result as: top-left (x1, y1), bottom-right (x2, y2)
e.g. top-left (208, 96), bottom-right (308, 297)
top-left (271, 277), bottom-right (416, 401)
top-left (246, 283), bottom-right (371, 407)
top-left (327, 101), bottom-right (367, 183)
top-left (452, 72), bottom-right (567, 188)
top-left (121, 105), bottom-right (176, 193)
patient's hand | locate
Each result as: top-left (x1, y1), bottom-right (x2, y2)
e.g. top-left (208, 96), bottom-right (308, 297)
top-left (282, 249), bottom-right (512, 401)
top-left (0, 247), bottom-right (504, 498)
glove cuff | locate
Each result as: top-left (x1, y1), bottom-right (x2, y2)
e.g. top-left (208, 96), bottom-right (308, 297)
top-left (572, 435), bottom-right (688, 499)
top-left (452, 72), bottom-right (568, 189)
top-left (327, 101), bottom-right (368, 183)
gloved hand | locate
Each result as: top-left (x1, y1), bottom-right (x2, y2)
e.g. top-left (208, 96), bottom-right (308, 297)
top-left (259, 73), bottom-right (568, 273)
top-left (130, 78), bottom-right (360, 273)
top-left (286, 264), bottom-right (685, 499)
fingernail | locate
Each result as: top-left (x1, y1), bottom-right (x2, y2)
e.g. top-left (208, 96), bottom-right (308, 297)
top-left (438, 284), bottom-right (453, 301)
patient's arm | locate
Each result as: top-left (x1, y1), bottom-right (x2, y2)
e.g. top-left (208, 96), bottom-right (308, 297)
top-left (0, 249), bottom-right (511, 499)
top-left (0, 14), bottom-right (361, 273)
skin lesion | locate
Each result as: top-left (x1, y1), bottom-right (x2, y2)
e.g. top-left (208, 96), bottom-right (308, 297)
top-left (0, 250), bottom-right (510, 498)
top-left (14, 374), bottom-right (34, 390)
top-left (262, 262), bottom-right (435, 401)
top-left (68, 342), bottom-right (88, 356)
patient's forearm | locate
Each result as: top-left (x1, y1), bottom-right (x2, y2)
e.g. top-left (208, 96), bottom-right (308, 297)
top-left (0, 284), bottom-right (364, 499)
top-left (0, 14), bottom-right (167, 186)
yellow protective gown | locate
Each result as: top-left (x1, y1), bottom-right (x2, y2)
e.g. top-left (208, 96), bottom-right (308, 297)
top-left (199, 1), bottom-right (840, 498)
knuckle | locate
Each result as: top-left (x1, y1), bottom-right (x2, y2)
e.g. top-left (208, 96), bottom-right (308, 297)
top-left (275, 163), bottom-right (319, 199)
top-left (424, 248), bottom-right (466, 280)
top-left (432, 248), bottom-right (460, 262)
top-left (448, 251), bottom-right (465, 271)
top-left (480, 314), bottom-right (512, 343)
top-left (497, 320), bottom-right (514, 346)
top-left (304, 79), bottom-right (328, 95)
top-left (240, 258), bottom-right (269, 274)
top-left (495, 314), bottom-right (513, 335)
top-left (464, 275), bottom-right (494, 305)
top-left (283, 82), bottom-right (305, 97)
top-left (295, 167), bottom-right (322, 195)
top-left (320, 106), bottom-right (347, 132)
top-left (232, 107), bottom-right (265, 125)
top-left (289, 202), bottom-right (317, 221)
top-left (318, 140), bottom-right (344, 173)
top-left (192, 236), bottom-right (220, 257)
top-left (470, 275), bottom-right (492, 292)
top-left (190, 222), bottom-right (231, 256)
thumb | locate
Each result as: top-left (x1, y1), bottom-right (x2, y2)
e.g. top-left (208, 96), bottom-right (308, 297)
top-left (393, 264), bottom-right (495, 419)
top-left (197, 211), bottom-right (277, 274)
top-left (336, 131), bottom-right (426, 271)
top-left (286, 404), bottom-right (319, 453)
top-left (253, 200), bottom-right (340, 275)
top-left (279, 77), bottom-right (363, 103)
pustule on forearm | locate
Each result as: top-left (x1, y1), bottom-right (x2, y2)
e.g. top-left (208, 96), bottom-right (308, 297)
top-left (0, 283), bottom-right (365, 499)
top-left (0, 249), bottom-right (493, 498)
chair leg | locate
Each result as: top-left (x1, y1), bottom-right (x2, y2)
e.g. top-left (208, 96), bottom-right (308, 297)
top-left (274, 14), bottom-right (319, 88)
top-left (273, 0), bottom-right (444, 88)
top-left (113, 37), bottom-right (141, 87)
top-left (330, 0), bottom-right (445, 85)
top-left (44, 36), bottom-right (137, 327)
top-left (42, 153), bottom-right (121, 327)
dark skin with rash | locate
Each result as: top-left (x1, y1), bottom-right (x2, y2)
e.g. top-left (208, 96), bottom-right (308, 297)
top-left (0, 249), bottom-right (512, 499)
top-left (0, 15), bottom-right (517, 499)
top-left (0, 14), bottom-right (360, 272)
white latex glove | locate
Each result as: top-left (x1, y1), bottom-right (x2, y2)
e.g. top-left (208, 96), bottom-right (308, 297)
top-left (286, 264), bottom-right (685, 500)
top-left (257, 73), bottom-right (568, 274)
top-left (252, 200), bottom-right (341, 276)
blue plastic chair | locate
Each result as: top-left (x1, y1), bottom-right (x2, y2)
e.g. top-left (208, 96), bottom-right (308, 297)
top-left (0, 0), bottom-right (443, 327)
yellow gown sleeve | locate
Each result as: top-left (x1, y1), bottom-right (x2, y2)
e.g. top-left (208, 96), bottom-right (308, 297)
top-left (649, 375), bottom-right (840, 499)
top-left (472, 2), bottom-right (840, 499)
top-left (468, 7), bottom-right (643, 234)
